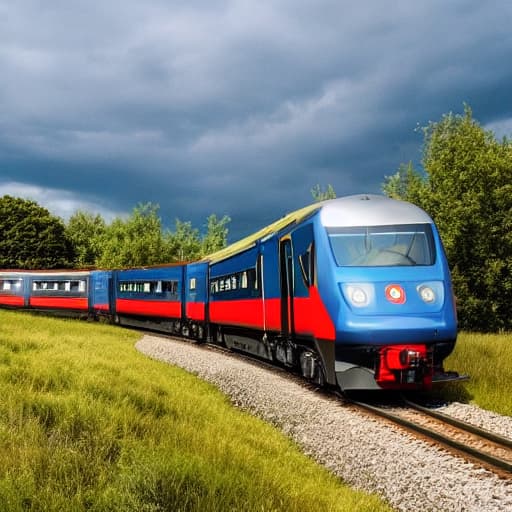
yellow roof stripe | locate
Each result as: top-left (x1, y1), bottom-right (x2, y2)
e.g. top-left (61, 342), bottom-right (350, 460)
top-left (203, 202), bottom-right (322, 264)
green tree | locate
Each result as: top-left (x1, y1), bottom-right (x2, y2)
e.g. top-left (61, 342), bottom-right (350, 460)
top-left (168, 219), bottom-right (202, 262)
top-left (382, 106), bottom-right (512, 331)
top-left (97, 203), bottom-right (174, 268)
top-left (66, 210), bottom-right (107, 267)
top-left (201, 214), bottom-right (230, 256)
top-left (311, 184), bottom-right (336, 202)
top-left (382, 161), bottom-right (427, 204)
top-left (0, 195), bottom-right (74, 269)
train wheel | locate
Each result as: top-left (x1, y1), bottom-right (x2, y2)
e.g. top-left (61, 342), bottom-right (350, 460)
top-left (215, 327), bottom-right (224, 345)
top-left (300, 349), bottom-right (326, 387)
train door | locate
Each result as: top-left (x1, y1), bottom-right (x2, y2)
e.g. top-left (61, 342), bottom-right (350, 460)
top-left (279, 237), bottom-right (294, 339)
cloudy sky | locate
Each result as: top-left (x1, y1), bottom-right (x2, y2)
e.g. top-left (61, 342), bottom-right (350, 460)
top-left (1, 1), bottom-right (512, 240)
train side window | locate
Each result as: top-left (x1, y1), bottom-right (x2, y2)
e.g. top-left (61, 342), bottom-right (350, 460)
top-left (2, 279), bottom-right (20, 291)
top-left (255, 254), bottom-right (263, 291)
top-left (189, 278), bottom-right (196, 290)
top-left (247, 268), bottom-right (257, 291)
top-left (210, 268), bottom-right (259, 297)
top-left (298, 242), bottom-right (315, 288)
top-left (309, 242), bottom-right (315, 285)
top-left (162, 281), bottom-right (178, 294)
top-left (241, 271), bottom-right (248, 289)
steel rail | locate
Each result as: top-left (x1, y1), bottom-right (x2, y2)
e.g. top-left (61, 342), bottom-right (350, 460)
top-left (349, 398), bottom-right (512, 475)
top-left (402, 397), bottom-right (512, 449)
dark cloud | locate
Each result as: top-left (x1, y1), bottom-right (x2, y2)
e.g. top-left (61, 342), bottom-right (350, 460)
top-left (1, 1), bottom-right (512, 241)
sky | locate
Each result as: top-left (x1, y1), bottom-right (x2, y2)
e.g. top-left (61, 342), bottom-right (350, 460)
top-left (1, 1), bottom-right (512, 241)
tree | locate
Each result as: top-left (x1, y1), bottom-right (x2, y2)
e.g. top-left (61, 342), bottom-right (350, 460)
top-left (96, 203), bottom-right (174, 268)
top-left (311, 184), bottom-right (336, 202)
top-left (382, 106), bottom-right (512, 331)
top-left (66, 211), bottom-right (107, 267)
top-left (382, 161), bottom-right (427, 204)
top-left (0, 195), bottom-right (74, 269)
top-left (201, 214), bottom-right (230, 256)
top-left (168, 219), bottom-right (202, 262)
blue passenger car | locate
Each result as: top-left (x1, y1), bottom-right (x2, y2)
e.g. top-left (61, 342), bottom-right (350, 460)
top-left (113, 265), bottom-right (185, 331)
top-left (0, 271), bottom-right (28, 307)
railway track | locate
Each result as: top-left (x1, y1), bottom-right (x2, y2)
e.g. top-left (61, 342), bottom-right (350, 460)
top-left (205, 342), bottom-right (512, 477)
top-left (157, 334), bottom-right (512, 478)
top-left (349, 396), bottom-right (512, 477)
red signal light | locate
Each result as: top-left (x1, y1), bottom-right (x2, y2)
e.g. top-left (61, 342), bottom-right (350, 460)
top-left (385, 284), bottom-right (406, 304)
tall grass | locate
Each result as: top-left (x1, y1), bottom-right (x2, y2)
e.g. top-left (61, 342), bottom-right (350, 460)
top-left (440, 331), bottom-right (512, 416)
top-left (0, 310), bottom-right (390, 511)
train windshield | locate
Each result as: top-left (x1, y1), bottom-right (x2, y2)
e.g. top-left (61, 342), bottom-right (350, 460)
top-left (327, 224), bottom-right (435, 266)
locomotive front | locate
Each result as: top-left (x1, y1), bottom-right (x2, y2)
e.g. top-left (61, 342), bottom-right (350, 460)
top-left (316, 195), bottom-right (458, 391)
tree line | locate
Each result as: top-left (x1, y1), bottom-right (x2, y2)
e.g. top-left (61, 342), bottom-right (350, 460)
top-left (0, 199), bottom-right (230, 269)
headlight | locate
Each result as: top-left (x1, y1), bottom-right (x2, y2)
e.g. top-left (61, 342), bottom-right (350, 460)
top-left (351, 287), bottom-right (367, 305)
top-left (343, 283), bottom-right (374, 308)
top-left (418, 285), bottom-right (436, 303)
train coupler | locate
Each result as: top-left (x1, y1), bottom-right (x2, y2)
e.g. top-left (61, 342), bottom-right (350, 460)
top-left (376, 344), bottom-right (432, 389)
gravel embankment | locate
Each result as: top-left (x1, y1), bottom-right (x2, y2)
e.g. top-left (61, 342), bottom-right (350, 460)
top-left (136, 335), bottom-right (512, 512)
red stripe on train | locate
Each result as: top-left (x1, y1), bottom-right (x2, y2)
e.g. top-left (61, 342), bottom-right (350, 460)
top-left (29, 297), bottom-right (89, 310)
top-left (210, 289), bottom-right (335, 340)
top-left (294, 287), bottom-right (336, 340)
top-left (209, 298), bottom-right (281, 331)
top-left (210, 298), bottom-right (264, 329)
top-left (0, 295), bottom-right (25, 306)
top-left (116, 298), bottom-right (181, 318)
top-left (186, 302), bottom-right (205, 321)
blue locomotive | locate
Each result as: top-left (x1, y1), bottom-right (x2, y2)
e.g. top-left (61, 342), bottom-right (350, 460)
top-left (0, 194), bottom-right (460, 391)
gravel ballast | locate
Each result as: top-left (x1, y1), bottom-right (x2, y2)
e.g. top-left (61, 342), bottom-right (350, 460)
top-left (136, 335), bottom-right (512, 512)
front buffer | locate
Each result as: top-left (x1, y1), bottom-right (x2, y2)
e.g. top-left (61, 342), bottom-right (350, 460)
top-left (335, 338), bottom-right (463, 391)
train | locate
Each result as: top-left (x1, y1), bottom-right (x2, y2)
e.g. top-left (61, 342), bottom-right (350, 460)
top-left (0, 194), bottom-right (462, 391)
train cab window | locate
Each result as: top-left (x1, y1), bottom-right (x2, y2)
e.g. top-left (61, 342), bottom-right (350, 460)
top-left (189, 278), bottom-right (197, 291)
top-left (327, 224), bottom-right (435, 266)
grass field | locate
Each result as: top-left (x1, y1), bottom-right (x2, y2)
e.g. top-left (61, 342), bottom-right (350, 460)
top-left (0, 310), bottom-right (390, 512)
top-left (440, 331), bottom-right (512, 416)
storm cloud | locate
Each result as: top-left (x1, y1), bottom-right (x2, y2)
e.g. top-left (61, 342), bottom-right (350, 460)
top-left (1, 1), bottom-right (512, 240)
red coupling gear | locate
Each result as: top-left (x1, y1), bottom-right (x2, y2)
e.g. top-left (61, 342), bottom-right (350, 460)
top-left (377, 344), bottom-right (433, 389)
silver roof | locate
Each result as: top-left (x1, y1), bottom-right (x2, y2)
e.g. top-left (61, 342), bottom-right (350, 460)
top-left (319, 194), bottom-right (433, 228)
